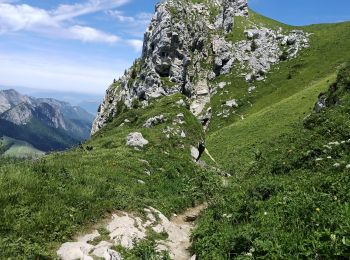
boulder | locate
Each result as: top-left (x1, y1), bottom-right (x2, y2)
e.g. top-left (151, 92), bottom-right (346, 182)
top-left (190, 146), bottom-right (200, 160)
top-left (225, 99), bottom-right (238, 108)
top-left (126, 133), bottom-right (149, 148)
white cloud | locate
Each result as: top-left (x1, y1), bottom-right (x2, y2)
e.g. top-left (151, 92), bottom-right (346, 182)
top-left (0, 4), bottom-right (58, 32)
top-left (0, 51), bottom-right (128, 94)
top-left (0, 1), bottom-right (130, 43)
top-left (53, 0), bottom-right (130, 21)
top-left (126, 39), bottom-right (143, 52)
top-left (68, 25), bottom-right (119, 43)
top-left (108, 10), bottom-right (152, 24)
top-left (107, 10), bottom-right (153, 37)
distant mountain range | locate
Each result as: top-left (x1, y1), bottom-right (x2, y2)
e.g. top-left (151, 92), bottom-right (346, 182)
top-left (0, 89), bottom-right (94, 157)
top-left (0, 86), bottom-right (103, 115)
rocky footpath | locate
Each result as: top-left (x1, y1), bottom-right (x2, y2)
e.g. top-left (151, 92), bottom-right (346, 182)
top-left (92, 0), bottom-right (309, 134)
top-left (57, 205), bottom-right (206, 260)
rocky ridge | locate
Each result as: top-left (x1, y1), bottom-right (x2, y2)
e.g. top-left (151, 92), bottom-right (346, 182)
top-left (92, 0), bottom-right (309, 134)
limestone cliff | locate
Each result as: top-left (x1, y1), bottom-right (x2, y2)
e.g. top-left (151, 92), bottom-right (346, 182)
top-left (92, 0), bottom-right (309, 135)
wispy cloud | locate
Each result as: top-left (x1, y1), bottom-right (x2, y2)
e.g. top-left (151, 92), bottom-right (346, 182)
top-left (0, 51), bottom-right (129, 94)
top-left (53, 0), bottom-right (130, 21)
top-left (108, 10), bottom-right (152, 24)
top-left (0, 0), bottom-right (131, 44)
top-left (107, 10), bottom-right (152, 37)
top-left (126, 39), bottom-right (143, 52)
top-left (68, 25), bottom-right (120, 43)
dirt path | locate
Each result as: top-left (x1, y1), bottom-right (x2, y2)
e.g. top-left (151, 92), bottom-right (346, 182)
top-left (157, 203), bottom-right (207, 260)
top-left (57, 204), bottom-right (207, 260)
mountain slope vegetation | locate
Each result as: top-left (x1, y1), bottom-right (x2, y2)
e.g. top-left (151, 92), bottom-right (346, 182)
top-left (193, 62), bottom-right (350, 259)
top-left (0, 0), bottom-right (349, 259)
top-left (0, 94), bottom-right (220, 258)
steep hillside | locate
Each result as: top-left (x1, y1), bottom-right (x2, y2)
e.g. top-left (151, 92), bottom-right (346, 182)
top-left (192, 63), bottom-right (350, 259)
top-left (0, 94), bottom-right (220, 258)
top-left (0, 0), bottom-right (349, 259)
top-left (0, 89), bottom-right (94, 155)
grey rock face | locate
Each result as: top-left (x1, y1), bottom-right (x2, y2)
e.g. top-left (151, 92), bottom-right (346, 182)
top-left (92, 0), bottom-right (309, 135)
top-left (0, 89), bottom-right (32, 114)
top-left (0, 102), bottom-right (33, 125)
top-left (126, 132), bottom-right (149, 148)
top-left (215, 0), bottom-right (249, 33)
top-left (232, 27), bottom-right (310, 81)
top-left (212, 36), bottom-right (234, 76)
top-left (92, 0), bottom-right (249, 134)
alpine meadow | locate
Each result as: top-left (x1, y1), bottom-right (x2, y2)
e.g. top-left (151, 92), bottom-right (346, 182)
top-left (0, 0), bottom-right (350, 259)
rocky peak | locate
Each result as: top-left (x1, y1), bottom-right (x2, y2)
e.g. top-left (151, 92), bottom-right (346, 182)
top-left (0, 89), bottom-right (33, 114)
top-left (91, 0), bottom-right (309, 135)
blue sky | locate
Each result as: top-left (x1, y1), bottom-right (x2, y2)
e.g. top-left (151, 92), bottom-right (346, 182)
top-left (0, 0), bottom-right (349, 97)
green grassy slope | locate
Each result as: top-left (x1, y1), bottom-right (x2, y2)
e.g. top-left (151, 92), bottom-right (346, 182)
top-left (207, 73), bottom-right (334, 173)
top-left (193, 63), bottom-right (350, 259)
top-left (191, 15), bottom-right (350, 258)
top-left (0, 94), bottom-right (220, 258)
top-left (0, 136), bottom-right (45, 158)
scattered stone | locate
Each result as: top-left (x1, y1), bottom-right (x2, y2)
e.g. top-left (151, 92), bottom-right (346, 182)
top-left (248, 86), bottom-right (256, 93)
top-left (138, 180), bottom-right (145, 185)
top-left (346, 164), bottom-right (350, 169)
top-left (218, 82), bottom-right (227, 89)
top-left (139, 159), bottom-right (150, 166)
top-left (143, 115), bottom-right (165, 128)
top-left (126, 132), bottom-right (149, 148)
top-left (225, 99), bottom-right (238, 108)
top-left (333, 163), bottom-right (341, 168)
top-left (207, 71), bottom-right (216, 81)
top-left (176, 99), bottom-right (186, 107)
top-left (191, 146), bottom-right (200, 160)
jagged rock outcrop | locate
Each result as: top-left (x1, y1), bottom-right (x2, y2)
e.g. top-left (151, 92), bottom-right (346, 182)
top-left (92, 0), bottom-right (309, 135)
top-left (215, 0), bottom-right (248, 32)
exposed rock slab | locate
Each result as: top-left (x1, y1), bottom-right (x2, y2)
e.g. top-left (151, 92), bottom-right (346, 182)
top-left (57, 205), bottom-right (206, 260)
